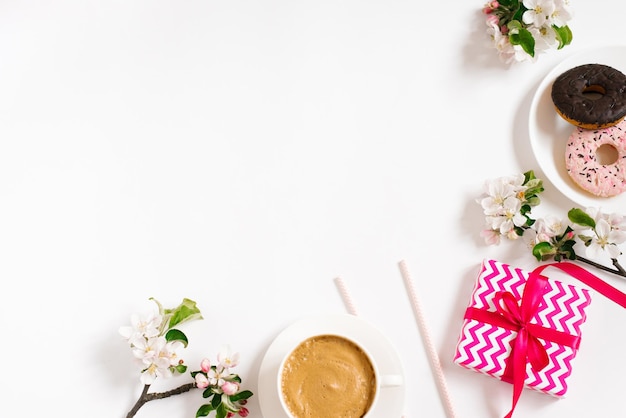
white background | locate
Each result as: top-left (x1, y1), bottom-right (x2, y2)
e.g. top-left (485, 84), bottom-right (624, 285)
top-left (2, 1), bottom-right (626, 417)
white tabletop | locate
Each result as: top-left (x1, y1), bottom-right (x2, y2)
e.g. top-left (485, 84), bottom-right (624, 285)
top-left (2, 1), bottom-right (626, 417)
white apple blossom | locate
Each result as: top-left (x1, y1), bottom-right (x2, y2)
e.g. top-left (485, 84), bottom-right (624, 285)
top-left (131, 336), bottom-right (164, 363)
top-left (479, 174), bottom-right (525, 214)
top-left (217, 345), bottom-right (240, 370)
top-left (208, 365), bottom-right (227, 387)
top-left (141, 359), bottom-right (173, 385)
top-left (119, 310), bottom-right (163, 342)
top-left (481, 228), bottom-right (501, 245)
top-left (138, 339), bottom-right (184, 384)
top-left (551, 0), bottom-right (574, 27)
top-left (586, 219), bottom-right (626, 259)
top-left (536, 215), bottom-right (568, 237)
top-left (528, 25), bottom-right (558, 54)
top-left (485, 196), bottom-right (527, 235)
top-left (485, 19), bottom-right (518, 64)
top-left (522, 0), bottom-right (555, 27)
top-left (523, 228), bottom-right (541, 249)
top-left (505, 227), bottom-right (521, 241)
top-left (523, 215), bottom-right (569, 249)
top-left (606, 212), bottom-right (626, 231)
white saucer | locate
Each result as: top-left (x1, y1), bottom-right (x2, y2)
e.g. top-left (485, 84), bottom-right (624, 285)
top-left (257, 313), bottom-right (406, 418)
top-left (529, 45), bottom-right (626, 215)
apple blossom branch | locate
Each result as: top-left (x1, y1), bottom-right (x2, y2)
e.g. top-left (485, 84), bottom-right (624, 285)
top-left (120, 298), bottom-right (252, 418)
top-left (478, 170), bottom-right (626, 280)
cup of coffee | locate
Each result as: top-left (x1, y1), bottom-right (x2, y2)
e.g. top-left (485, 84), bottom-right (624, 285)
top-left (277, 333), bottom-right (403, 418)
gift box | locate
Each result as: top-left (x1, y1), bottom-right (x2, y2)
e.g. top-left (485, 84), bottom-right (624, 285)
top-left (453, 259), bottom-right (592, 406)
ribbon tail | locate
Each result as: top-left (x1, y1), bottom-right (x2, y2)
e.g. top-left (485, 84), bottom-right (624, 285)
top-left (503, 331), bottom-right (529, 418)
top-left (527, 335), bottom-right (550, 371)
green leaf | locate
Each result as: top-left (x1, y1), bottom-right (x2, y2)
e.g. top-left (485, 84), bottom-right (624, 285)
top-left (211, 392), bottom-right (222, 408)
top-left (509, 27), bottom-right (535, 57)
top-left (512, 4), bottom-right (527, 22)
top-left (165, 328), bottom-right (189, 347)
top-left (568, 208), bottom-right (595, 228)
top-left (526, 195), bottom-right (541, 207)
top-left (524, 175), bottom-right (544, 198)
top-left (523, 170), bottom-right (536, 183)
top-left (231, 390), bottom-right (253, 402)
top-left (559, 241), bottom-right (577, 260)
top-left (554, 253), bottom-right (563, 262)
top-left (174, 364), bottom-right (187, 373)
top-left (221, 394), bottom-right (239, 412)
top-left (165, 298), bottom-right (203, 329)
top-left (507, 19), bottom-right (523, 32)
top-left (196, 404), bottom-right (215, 418)
top-left (216, 403), bottom-right (228, 418)
top-left (553, 25), bottom-right (573, 49)
top-left (578, 234), bottom-right (593, 246)
top-left (149, 297), bottom-right (165, 316)
top-left (532, 242), bottom-right (556, 261)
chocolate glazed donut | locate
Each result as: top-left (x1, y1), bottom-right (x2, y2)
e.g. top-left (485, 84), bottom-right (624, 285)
top-left (551, 63), bottom-right (626, 129)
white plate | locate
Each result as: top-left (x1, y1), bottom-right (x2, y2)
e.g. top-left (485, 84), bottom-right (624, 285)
top-left (257, 313), bottom-right (406, 418)
top-left (528, 44), bottom-right (626, 215)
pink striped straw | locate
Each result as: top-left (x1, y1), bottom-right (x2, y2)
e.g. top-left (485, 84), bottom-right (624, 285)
top-left (334, 276), bottom-right (359, 316)
top-left (333, 276), bottom-right (407, 418)
top-left (399, 260), bottom-right (457, 418)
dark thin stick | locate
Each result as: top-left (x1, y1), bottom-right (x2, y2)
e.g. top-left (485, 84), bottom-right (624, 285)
top-left (125, 383), bottom-right (196, 418)
top-left (575, 256), bottom-right (626, 278)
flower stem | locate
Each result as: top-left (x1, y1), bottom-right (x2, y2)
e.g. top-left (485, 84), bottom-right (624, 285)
top-left (125, 382), bottom-right (196, 418)
top-left (575, 256), bottom-right (626, 278)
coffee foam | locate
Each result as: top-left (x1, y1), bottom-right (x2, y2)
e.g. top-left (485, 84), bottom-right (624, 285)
top-left (280, 334), bottom-right (376, 418)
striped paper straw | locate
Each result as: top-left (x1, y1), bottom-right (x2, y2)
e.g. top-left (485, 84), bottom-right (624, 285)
top-left (333, 275), bottom-right (407, 418)
top-left (334, 276), bottom-right (359, 316)
top-left (399, 260), bottom-right (457, 418)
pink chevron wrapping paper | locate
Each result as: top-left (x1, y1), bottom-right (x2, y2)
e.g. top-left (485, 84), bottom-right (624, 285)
top-left (453, 259), bottom-right (592, 398)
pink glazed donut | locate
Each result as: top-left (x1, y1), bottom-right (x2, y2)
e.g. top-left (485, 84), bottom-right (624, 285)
top-left (565, 119), bottom-right (626, 197)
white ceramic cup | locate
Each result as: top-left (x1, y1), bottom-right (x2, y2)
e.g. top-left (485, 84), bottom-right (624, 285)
top-left (277, 333), bottom-right (403, 418)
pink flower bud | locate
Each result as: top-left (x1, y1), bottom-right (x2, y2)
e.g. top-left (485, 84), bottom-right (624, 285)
top-left (238, 407), bottom-right (250, 417)
top-left (221, 381), bottom-right (239, 395)
top-left (195, 373), bottom-right (210, 389)
top-left (482, 0), bottom-right (499, 13)
top-left (200, 358), bottom-right (211, 373)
